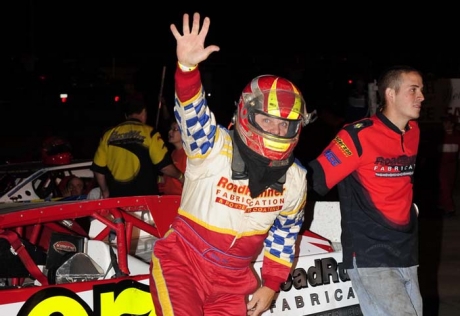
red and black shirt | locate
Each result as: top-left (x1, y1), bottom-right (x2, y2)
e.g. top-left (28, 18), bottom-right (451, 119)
top-left (308, 111), bottom-right (419, 269)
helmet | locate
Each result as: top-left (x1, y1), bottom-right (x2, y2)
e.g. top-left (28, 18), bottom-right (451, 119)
top-left (41, 136), bottom-right (73, 165)
top-left (234, 75), bottom-right (313, 162)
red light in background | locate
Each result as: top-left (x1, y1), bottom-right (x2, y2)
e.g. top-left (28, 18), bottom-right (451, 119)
top-left (60, 93), bottom-right (68, 103)
top-left (114, 95), bottom-right (120, 102)
top-left (348, 79), bottom-right (353, 85)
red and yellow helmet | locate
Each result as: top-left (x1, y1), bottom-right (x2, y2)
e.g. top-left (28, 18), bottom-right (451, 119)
top-left (235, 75), bottom-right (313, 162)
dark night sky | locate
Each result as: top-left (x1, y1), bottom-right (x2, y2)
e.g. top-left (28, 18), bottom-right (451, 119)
top-left (5, 2), bottom-right (458, 74)
top-left (1, 2), bottom-right (459, 162)
top-left (4, 2), bottom-right (449, 60)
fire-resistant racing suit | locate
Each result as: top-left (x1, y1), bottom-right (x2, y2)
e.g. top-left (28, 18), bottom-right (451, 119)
top-left (149, 65), bottom-right (307, 315)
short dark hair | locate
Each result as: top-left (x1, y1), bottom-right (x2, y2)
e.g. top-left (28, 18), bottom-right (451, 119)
top-left (377, 65), bottom-right (422, 108)
top-left (122, 93), bottom-right (146, 116)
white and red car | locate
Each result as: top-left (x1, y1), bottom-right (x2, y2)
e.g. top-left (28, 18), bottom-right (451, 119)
top-left (0, 159), bottom-right (94, 203)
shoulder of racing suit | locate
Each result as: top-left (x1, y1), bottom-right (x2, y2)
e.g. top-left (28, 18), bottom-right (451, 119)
top-left (342, 118), bottom-right (373, 157)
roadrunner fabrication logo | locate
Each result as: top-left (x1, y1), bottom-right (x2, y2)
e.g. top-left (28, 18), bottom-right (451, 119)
top-left (266, 257), bottom-right (359, 314)
top-left (374, 155), bottom-right (416, 177)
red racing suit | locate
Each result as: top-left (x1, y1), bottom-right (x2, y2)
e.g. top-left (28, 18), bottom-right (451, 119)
top-left (308, 112), bottom-right (419, 269)
top-left (149, 65), bottom-right (307, 315)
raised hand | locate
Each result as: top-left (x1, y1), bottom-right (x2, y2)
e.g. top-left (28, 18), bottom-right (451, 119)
top-left (170, 12), bottom-right (220, 68)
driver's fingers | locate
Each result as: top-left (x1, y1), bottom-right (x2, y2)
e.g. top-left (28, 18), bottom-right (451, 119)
top-left (191, 12), bottom-right (201, 34)
top-left (198, 16), bottom-right (210, 40)
top-left (170, 24), bottom-right (181, 39)
top-left (182, 13), bottom-right (190, 34)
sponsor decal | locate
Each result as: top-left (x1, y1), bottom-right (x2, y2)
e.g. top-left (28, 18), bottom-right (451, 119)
top-left (108, 130), bottom-right (145, 145)
top-left (273, 258), bottom-right (356, 312)
top-left (215, 177), bottom-right (284, 213)
top-left (255, 255), bottom-right (361, 315)
top-left (53, 241), bottom-right (77, 254)
top-left (323, 150), bottom-right (341, 167)
top-left (333, 137), bottom-right (352, 157)
top-left (373, 155), bottom-right (416, 177)
top-left (16, 280), bottom-right (153, 316)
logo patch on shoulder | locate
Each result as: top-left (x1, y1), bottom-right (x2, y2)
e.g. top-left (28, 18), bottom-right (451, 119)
top-left (354, 123), bottom-right (364, 129)
top-left (324, 149), bottom-right (341, 166)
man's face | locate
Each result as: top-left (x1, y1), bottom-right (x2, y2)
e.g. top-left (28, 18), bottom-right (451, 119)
top-left (68, 179), bottom-right (84, 196)
top-left (393, 72), bottom-right (424, 121)
top-left (254, 114), bottom-right (289, 136)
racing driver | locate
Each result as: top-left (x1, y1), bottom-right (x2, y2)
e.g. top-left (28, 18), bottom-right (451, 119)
top-left (149, 12), bottom-right (315, 316)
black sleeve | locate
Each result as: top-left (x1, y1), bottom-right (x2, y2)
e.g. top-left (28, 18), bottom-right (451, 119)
top-left (307, 159), bottom-right (330, 196)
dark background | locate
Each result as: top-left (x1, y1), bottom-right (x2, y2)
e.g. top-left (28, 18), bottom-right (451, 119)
top-left (1, 2), bottom-right (459, 163)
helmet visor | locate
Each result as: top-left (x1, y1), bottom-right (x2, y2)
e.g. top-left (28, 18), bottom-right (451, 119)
top-left (250, 111), bottom-right (301, 139)
top-left (244, 89), bottom-right (305, 139)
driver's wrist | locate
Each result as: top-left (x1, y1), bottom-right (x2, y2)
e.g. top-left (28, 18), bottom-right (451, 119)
top-left (178, 62), bottom-right (197, 72)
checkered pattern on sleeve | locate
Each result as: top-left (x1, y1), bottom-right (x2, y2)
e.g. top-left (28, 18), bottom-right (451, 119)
top-left (174, 87), bottom-right (217, 158)
top-left (265, 202), bottom-right (305, 264)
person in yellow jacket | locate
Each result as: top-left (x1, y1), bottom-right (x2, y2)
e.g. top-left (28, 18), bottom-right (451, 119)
top-left (91, 95), bottom-right (183, 198)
